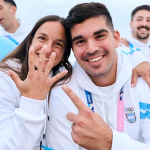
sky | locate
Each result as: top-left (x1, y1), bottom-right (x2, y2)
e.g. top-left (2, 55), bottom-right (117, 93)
top-left (10, 0), bottom-right (150, 62)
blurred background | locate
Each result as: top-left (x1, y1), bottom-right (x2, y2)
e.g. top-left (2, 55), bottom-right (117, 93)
top-left (2, 0), bottom-right (148, 62)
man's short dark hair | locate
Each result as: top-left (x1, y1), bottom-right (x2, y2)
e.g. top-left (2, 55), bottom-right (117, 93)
top-left (131, 5), bottom-right (150, 20)
top-left (4, 0), bottom-right (17, 7)
top-left (65, 2), bottom-right (114, 34)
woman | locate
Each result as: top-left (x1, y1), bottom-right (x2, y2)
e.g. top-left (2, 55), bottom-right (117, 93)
top-left (0, 15), bottom-right (72, 150)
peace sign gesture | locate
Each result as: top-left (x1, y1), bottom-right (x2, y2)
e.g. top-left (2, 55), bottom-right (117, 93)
top-left (6, 44), bottom-right (67, 100)
top-left (62, 85), bottom-right (112, 150)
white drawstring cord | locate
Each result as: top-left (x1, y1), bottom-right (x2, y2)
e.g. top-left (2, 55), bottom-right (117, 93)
top-left (47, 95), bottom-right (50, 121)
top-left (43, 95), bottom-right (49, 138)
top-left (101, 96), bottom-right (106, 122)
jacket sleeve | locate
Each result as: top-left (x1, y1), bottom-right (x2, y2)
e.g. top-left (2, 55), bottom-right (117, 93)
top-left (0, 72), bottom-right (45, 150)
top-left (111, 97), bottom-right (150, 150)
top-left (111, 130), bottom-right (150, 150)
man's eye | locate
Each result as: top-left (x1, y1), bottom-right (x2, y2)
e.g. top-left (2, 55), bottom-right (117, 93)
top-left (76, 40), bottom-right (85, 44)
top-left (38, 37), bottom-right (45, 40)
top-left (96, 35), bottom-right (105, 39)
top-left (137, 19), bottom-right (142, 21)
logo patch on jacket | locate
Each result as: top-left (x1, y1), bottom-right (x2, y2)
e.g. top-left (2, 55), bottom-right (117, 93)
top-left (125, 107), bottom-right (136, 123)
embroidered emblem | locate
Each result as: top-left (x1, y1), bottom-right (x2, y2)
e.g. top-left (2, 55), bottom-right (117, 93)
top-left (125, 107), bottom-right (136, 123)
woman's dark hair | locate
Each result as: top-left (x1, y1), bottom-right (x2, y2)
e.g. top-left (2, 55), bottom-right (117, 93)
top-left (0, 15), bottom-right (72, 89)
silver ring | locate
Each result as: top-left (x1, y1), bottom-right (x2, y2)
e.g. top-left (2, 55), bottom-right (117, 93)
top-left (44, 72), bottom-right (49, 77)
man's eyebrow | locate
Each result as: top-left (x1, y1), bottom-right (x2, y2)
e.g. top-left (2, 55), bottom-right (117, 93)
top-left (137, 16), bottom-right (144, 18)
top-left (94, 29), bottom-right (108, 35)
top-left (72, 35), bottom-right (83, 43)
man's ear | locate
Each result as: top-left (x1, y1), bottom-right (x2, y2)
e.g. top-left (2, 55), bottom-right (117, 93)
top-left (130, 21), bottom-right (132, 29)
top-left (11, 6), bottom-right (17, 14)
top-left (114, 30), bottom-right (120, 48)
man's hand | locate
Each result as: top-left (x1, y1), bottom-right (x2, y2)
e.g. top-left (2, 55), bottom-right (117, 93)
top-left (62, 85), bottom-right (112, 150)
top-left (119, 38), bottom-right (129, 47)
top-left (132, 62), bottom-right (150, 88)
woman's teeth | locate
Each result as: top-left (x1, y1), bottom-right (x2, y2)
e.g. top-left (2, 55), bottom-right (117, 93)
top-left (37, 54), bottom-right (49, 61)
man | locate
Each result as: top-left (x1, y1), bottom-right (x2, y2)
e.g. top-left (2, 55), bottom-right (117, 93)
top-left (0, 0), bottom-right (33, 45)
top-left (0, 36), bottom-right (16, 61)
top-left (46, 3), bottom-right (150, 150)
top-left (119, 5), bottom-right (150, 87)
top-left (120, 5), bottom-right (150, 60)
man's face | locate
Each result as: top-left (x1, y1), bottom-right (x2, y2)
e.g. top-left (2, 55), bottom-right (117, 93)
top-left (0, 0), bottom-right (16, 28)
top-left (71, 16), bottom-right (120, 78)
top-left (130, 10), bottom-right (150, 41)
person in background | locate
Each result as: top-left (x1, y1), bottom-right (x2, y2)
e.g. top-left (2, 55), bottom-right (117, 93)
top-left (0, 0), bottom-right (33, 45)
top-left (0, 15), bottom-right (72, 150)
top-left (46, 3), bottom-right (150, 150)
top-left (0, 36), bottom-right (16, 61)
top-left (119, 5), bottom-right (150, 87)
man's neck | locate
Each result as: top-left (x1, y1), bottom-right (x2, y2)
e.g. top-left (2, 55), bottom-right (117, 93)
top-left (132, 33), bottom-right (149, 44)
top-left (4, 18), bottom-right (20, 33)
top-left (89, 55), bottom-right (117, 87)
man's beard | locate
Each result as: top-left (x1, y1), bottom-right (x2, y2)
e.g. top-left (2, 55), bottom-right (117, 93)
top-left (137, 32), bottom-right (149, 39)
top-left (137, 25), bottom-right (150, 40)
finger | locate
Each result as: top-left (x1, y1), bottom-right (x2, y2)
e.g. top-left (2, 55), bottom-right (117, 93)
top-left (44, 52), bottom-right (56, 75)
top-left (62, 85), bottom-right (89, 111)
top-left (131, 71), bottom-right (138, 88)
top-left (48, 70), bottom-right (68, 87)
top-left (66, 112), bottom-right (78, 123)
top-left (143, 75), bottom-right (150, 88)
top-left (125, 41), bottom-right (129, 47)
top-left (38, 45), bottom-right (47, 72)
top-left (6, 70), bottom-right (22, 89)
top-left (28, 46), bottom-right (35, 74)
top-left (119, 43), bottom-right (123, 47)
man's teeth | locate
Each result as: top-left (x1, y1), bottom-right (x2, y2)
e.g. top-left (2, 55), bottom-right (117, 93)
top-left (89, 56), bottom-right (103, 62)
top-left (140, 28), bottom-right (147, 31)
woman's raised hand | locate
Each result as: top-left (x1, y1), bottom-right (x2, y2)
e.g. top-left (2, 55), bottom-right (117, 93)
top-left (7, 45), bottom-right (67, 100)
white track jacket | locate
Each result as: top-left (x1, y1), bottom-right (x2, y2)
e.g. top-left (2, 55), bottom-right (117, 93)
top-left (46, 51), bottom-right (150, 150)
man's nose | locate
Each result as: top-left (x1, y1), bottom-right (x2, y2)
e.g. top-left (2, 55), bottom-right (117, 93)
top-left (86, 39), bottom-right (99, 54)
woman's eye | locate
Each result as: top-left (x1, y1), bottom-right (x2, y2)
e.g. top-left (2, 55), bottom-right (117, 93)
top-left (56, 43), bottom-right (63, 47)
top-left (38, 37), bottom-right (45, 40)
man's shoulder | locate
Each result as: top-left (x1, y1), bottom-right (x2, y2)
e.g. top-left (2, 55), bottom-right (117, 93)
top-left (19, 19), bottom-right (33, 31)
top-left (116, 45), bottom-right (130, 54)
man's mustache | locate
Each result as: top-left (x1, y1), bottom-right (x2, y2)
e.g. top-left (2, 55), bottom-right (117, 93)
top-left (137, 25), bottom-right (150, 31)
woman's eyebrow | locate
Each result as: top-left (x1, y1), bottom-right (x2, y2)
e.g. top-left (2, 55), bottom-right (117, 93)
top-left (57, 39), bottom-right (65, 44)
top-left (38, 33), bottom-right (48, 37)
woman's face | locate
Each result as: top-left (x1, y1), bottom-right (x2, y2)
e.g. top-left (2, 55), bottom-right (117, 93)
top-left (31, 21), bottom-right (67, 70)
